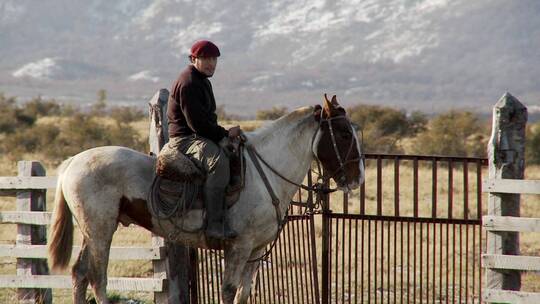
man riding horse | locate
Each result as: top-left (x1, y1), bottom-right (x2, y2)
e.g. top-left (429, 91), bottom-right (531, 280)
top-left (48, 89), bottom-right (364, 304)
top-left (166, 40), bottom-right (240, 240)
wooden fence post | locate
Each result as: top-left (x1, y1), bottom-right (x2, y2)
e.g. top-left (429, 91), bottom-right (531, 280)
top-left (486, 92), bottom-right (527, 291)
top-left (149, 89), bottom-right (198, 304)
top-left (16, 161), bottom-right (51, 304)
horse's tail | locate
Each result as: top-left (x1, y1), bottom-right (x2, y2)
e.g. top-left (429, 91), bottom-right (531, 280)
top-left (48, 157), bottom-right (74, 271)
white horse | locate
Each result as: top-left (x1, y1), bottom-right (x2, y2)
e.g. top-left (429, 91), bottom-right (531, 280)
top-left (48, 95), bottom-right (364, 304)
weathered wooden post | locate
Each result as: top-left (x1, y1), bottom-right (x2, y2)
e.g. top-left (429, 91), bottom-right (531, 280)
top-left (485, 92), bottom-right (527, 292)
top-left (149, 89), bottom-right (198, 304)
top-left (16, 161), bottom-right (51, 304)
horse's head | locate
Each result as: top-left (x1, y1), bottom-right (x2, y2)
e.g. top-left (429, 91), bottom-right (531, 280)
top-left (314, 94), bottom-right (365, 192)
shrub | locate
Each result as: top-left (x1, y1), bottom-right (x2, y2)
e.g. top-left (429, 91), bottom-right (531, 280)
top-left (21, 96), bottom-right (62, 119)
top-left (256, 106), bottom-right (288, 120)
top-left (0, 94), bottom-right (35, 133)
top-left (1, 113), bottom-right (146, 162)
top-left (1, 123), bottom-right (60, 160)
top-left (0, 103), bottom-right (20, 134)
top-left (110, 106), bottom-right (146, 124)
top-left (526, 122), bottom-right (540, 165)
top-left (411, 110), bottom-right (488, 157)
top-left (50, 113), bottom-right (145, 159)
top-left (0, 92), bottom-right (149, 162)
top-left (347, 104), bottom-right (427, 153)
top-left (216, 105), bottom-right (242, 121)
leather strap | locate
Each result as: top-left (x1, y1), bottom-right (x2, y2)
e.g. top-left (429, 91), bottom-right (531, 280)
top-left (245, 144), bottom-right (283, 227)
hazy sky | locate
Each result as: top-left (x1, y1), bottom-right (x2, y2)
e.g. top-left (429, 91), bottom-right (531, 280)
top-left (1, 0), bottom-right (539, 113)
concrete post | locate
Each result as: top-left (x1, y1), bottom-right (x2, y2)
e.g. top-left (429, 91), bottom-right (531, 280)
top-left (486, 92), bottom-right (527, 291)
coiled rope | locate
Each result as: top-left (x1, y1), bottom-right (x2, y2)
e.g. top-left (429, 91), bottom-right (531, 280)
top-left (147, 175), bottom-right (202, 234)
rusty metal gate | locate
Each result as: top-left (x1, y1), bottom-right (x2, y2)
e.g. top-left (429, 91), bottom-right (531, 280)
top-left (192, 154), bottom-right (487, 304)
top-left (321, 154), bottom-right (487, 304)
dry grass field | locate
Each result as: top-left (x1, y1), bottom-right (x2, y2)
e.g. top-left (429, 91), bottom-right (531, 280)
top-left (0, 118), bottom-right (538, 303)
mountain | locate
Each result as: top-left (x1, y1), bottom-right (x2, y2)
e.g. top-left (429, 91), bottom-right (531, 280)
top-left (1, 0), bottom-right (539, 114)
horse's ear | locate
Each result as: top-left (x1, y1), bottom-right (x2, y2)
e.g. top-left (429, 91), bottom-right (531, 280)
top-left (331, 95), bottom-right (339, 106)
top-left (323, 93), bottom-right (333, 116)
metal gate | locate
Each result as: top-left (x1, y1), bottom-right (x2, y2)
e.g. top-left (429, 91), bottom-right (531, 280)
top-left (321, 154), bottom-right (487, 304)
top-left (193, 154), bottom-right (487, 304)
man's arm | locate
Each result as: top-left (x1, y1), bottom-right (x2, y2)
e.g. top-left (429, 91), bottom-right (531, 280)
top-left (180, 84), bottom-right (228, 143)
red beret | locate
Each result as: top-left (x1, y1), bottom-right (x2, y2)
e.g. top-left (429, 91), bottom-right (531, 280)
top-left (190, 40), bottom-right (220, 58)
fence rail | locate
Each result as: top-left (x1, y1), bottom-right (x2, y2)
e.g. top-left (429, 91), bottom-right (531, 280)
top-left (484, 289), bottom-right (540, 303)
top-left (0, 211), bottom-right (51, 225)
top-left (0, 160), bottom-right (168, 303)
top-left (483, 215), bottom-right (540, 232)
top-left (0, 275), bottom-right (163, 291)
top-left (0, 244), bottom-right (163, 260)
top-left (0, 176), bottom-right (57, 193)
top-left (483, 179), bottom-right (540, 195)
top-left (482, 254), bottom-right (540, 271)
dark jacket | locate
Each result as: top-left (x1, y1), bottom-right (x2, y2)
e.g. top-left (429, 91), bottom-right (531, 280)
top-left (167, 65), bottom-right (228, 143)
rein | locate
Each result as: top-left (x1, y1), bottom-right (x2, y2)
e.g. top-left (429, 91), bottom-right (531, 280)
top-left (245, 143), bottom-right (335, 194)
top-left (244, 111), bottom-right (361, 262)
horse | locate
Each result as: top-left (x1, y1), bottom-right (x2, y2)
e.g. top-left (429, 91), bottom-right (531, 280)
top-left (47, 94), bottom-right (365, 304)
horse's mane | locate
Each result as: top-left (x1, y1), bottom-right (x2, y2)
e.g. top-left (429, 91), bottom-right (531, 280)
top-left (247, 106), bottom-right (316, 146)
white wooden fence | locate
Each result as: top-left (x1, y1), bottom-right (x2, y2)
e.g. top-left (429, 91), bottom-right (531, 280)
top-left (482, 93), bottom-right (540, 303)
top-left (0, 160), bottom-right (167, 303)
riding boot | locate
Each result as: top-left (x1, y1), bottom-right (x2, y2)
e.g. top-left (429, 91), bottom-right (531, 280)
top-left (227, 153), bottom-right (243, 194)
top-left (204, 186), bottom-right (238, 240)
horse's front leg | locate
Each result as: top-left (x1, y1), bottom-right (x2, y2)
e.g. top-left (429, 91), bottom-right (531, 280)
top-left (222, 244), bottom-right (252, 304)
top-left (235, 248), bottom-right (264, 304)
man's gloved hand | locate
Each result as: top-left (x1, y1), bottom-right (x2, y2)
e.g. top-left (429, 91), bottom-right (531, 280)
top-left (228, 126), bottom-right (241, 139)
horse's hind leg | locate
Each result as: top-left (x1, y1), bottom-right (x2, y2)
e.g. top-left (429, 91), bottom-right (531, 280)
top-left (87, 232), bottom-right (115, 304)
top-left (72, 238), bottom-right (113, 304)
top-left (81, 219), bottom-right (117, 304)
top-left (72, 241), bottom-right (90, 304)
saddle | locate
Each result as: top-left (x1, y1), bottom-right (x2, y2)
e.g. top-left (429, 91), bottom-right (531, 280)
top-left (151, 137), bottom-right (246, 217)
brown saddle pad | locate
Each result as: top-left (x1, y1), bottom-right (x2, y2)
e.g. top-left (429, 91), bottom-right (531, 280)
top-left (152, 139), bottom-right (246, 216)
top-left (156, 143), bottom-right (205, 184)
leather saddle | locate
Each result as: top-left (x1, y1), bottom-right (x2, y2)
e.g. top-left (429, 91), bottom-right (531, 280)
top-left (152, 137), bottom-right (246, 216)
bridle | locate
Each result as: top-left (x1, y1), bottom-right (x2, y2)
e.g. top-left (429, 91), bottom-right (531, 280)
top-left (311, 109), bottom-right (363, 185)
top-left (244, 106), bottom-right (363, 262)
